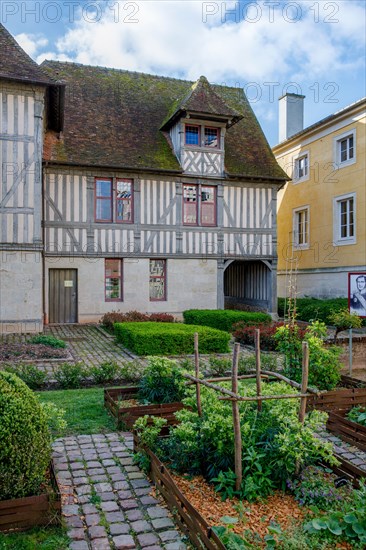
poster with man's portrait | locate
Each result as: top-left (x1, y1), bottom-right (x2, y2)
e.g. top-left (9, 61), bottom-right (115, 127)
top-left (349, 272), bottom-right (366, 318)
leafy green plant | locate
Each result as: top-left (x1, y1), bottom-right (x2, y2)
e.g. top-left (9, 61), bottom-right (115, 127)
top-left (115, 322), bottom-right (231, 355)
top-left (0, 371), bottom-right (51, 499)
top-left (54, 362), bottom-right (88, 389)
top-left (138, 356), bottom-right (185, 403)
top-left (208, 356), bottom-right (232, 376)
top-left (3, 363), bottom-right (47, 389)
top-left (134, 415), bottom-right (167, 472)
top-left (329, 308), bottom-right (363, 341)
top-left (212, 469), bottom-right (238, 500)
top-left (89, 361), bottom-right (120, 384)
top-left (40, 402), bottom-right (67, 438)
top-left (240, 446), bottom-right (274, 502)
top-left (119, 360), bottom-right (145, 382)
top-left (287, 465), bottom-right (352, 509)
top-left (347, 405), bottom-right (366, 426)
top-left (183, 309), bottom-right (270, 333)
top-left (212, 517), bottom-right (253, 549)
top-left (275, 321), bottom-right (342, 390)
top-left (29, 334), bottom-right (66, 348)
top-left (238, 353), bottom-right (279, 374)
top-left (304, 507), bottom-right (366, 546)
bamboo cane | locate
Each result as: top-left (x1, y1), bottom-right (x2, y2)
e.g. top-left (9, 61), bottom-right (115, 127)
top-left (255, 329), bottom-right (262, 412)
top-left (232, 342), bottom-right (242, 491)
top-left (194, 332), bottom-right (202, 417)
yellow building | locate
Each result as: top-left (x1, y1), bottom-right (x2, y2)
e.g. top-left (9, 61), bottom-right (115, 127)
top-left (273, 95), bottom-right (366, 298)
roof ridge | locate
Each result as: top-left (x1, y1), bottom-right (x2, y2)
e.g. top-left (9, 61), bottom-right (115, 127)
top-left (40, 59), bottom-right (242, 92)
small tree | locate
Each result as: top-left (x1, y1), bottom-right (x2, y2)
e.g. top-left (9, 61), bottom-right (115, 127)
top-left (329, 308), bottom-right (362, 342)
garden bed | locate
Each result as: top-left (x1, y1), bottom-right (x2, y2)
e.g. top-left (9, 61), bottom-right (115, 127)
top-left (307, 387), bottom-right (366, 413)
top-left (0, 343), bottom-right (70, 362)
top-left (134, 434), bottom-right (225, 550)
top-left (340, 374), bottom-right (366, 388)
top-left (104, 387), bottom-right (185, 429)
top-left (0, 464), bottom-right (61, 533)
top-left (327, 408), bottom-right (366, 452)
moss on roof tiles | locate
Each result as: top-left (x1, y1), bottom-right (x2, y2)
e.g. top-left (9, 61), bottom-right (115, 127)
top-left (41, 61), bottom-right (286, 179)
top-left (0, 24), bottom-right (54, 85)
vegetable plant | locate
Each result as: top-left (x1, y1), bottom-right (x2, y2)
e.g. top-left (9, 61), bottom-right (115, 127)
top-left (347, 405), bottom-right (366, 426)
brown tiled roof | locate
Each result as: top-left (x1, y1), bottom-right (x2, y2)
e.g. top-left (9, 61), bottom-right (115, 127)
top-left (161, 75), bottom-right (242, 129)
top-left (0, 24), bottom-right (54, 85)
top-left (41, 61), bottom-right (287, 180)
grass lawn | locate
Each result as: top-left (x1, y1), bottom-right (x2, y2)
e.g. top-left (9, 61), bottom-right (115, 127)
top-left (0, 527), bottom-right (69, 550)
top-left (37, 387), bottom-right (116, 437)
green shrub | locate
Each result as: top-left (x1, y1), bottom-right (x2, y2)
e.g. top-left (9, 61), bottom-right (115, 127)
top-left (183, 309), bottom-right (271, 333)
top-left (89, 361), bottom-right (120, 384)
top-left (55, 362), bottom-right (88, 389)
top-left (119, 360), bottom-right (145, 382)
top-left (208, 356), bottom-right (232, 377)
top-left (29, 335), bottom-right (66, 348)
top-left (3, 364), bottom-right (47, 389)
top-left (114, 322), bottom-right (231, 355)
top-left (0, 371), bottom-right (51, 499)
top-left (100, 310), bottom-right (174, 332)
top-left (275, 322), bottom-right (342, 390)
top-left (138, 357), bottom-right (185, 403)
top-left (329, 308), bottom-right (362, 341)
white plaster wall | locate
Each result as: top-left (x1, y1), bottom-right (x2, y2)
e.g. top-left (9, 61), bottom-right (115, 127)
top-left (0, 250), bottom-right (43, 333)
top-left (45, 257), bottom-right (217, 323)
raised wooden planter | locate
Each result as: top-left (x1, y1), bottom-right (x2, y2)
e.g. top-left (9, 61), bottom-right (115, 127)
top-left (307, 387), bottom-right (366, 413)
top-left (104, 387), bottom-right (185, 429)
top-left (340, 374), bottom-right (366, 389)
top-left (134, 435), bottom-right (225, 550)
top-left (0, 464), bottom-right (61, 532)
top-left (327, 408), bottom-right (366, 452)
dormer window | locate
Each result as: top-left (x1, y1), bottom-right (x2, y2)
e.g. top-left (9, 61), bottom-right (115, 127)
top-left (185, 124), bottom-right (220, 148)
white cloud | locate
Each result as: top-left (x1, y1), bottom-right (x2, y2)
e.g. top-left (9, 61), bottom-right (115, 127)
top-left (15, 33), bottom-right (48, 57)
top-left (43, 0), bottom-right (365, 86)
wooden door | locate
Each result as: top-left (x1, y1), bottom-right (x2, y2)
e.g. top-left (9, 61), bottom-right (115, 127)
top-left (49, 269), bottom-right (78, 323)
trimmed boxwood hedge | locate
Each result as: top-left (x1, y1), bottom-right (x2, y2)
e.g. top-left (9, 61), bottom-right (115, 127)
top-left (278, 297), bottom-right (366, 327)
top-left (114, 322), bottom-right (231, 355)
top-left (183, 309), bottom-right (271, 332)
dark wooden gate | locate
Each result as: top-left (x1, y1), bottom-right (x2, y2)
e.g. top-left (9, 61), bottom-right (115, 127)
top-left (49, 269), bottom-right (78, 323)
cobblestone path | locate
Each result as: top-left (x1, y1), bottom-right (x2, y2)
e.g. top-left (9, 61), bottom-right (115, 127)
top-left (53, 432), bottom-right (186, 550)
top-left (46, 325), bottom-right (136, 367)
top-left (317, 428), bottom-right (366, 472)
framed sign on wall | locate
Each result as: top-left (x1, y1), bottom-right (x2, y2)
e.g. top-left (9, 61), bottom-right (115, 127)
top-left (349, 272), bottom-right (366, 318)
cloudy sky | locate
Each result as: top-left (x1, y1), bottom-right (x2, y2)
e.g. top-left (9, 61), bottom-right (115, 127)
top-left (2, 0), bottom-right (365, 145)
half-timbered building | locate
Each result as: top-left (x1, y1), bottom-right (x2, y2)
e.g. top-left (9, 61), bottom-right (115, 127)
top-left (0, 24), bottom-right (288, 331)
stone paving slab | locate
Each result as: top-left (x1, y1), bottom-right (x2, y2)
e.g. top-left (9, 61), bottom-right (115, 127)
top-left (53, 432), bottom-right (187, 550)
top-left (316, 428), bottom-right (366, 471)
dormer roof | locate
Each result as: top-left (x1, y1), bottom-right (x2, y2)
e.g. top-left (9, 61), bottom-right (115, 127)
top-left (0, 23), bottom-right (54, 86)
top-left (161, 75), bottom-right (242, 130)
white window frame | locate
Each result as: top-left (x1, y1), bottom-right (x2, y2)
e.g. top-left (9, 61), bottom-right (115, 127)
top-left (293, 206), bottom-right (310, 249)
top-left (333, 129), bottom-right (356, 168)
top-left (333, 193), bottom-right (356, 246)
top-left (293, 150), bottom-right (309, 183)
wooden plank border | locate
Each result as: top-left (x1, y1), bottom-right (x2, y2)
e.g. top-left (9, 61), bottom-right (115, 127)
top-left (307, 388), bottom-right (366, 413)
top-left (0, 463), bottom-right (61, 532)
top-left (104, 387), bottom-right (185, 429)
top-left (134, 435), bottom-right (225, 550)
top-left (327, 409), bottom-right (366, 452)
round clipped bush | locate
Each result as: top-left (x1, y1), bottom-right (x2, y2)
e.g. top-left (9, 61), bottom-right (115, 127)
top-left (0, 371), bottom-right (51, 500)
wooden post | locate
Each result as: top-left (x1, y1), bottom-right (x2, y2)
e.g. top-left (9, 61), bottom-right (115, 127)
top-left (194, 332), bottom-right (202, 417)
top-left (255, 329), bottom-right (262, 412)
top-left (232, 342), bottom-right (242, 491)
top-left (298, 341), bottom-right (309, 424)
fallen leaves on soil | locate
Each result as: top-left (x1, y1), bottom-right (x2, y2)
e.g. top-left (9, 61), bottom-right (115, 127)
top-left (171, 473), bottom-right (304, 537)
